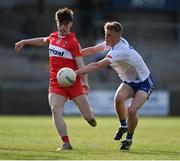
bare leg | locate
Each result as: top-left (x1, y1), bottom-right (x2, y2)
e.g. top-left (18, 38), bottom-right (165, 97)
top-left (119, 90), bottom-right (149, 150)
top-left (113, 83), bottom-right (134, 140)
top-left (127, 90), bottom-right (148, 134)
top-left (114, 83), bottom-right (134, 121)
top-left (73, 94), bottom-right (97, 127)
top-left (48, 93), bottom-right (68, 138)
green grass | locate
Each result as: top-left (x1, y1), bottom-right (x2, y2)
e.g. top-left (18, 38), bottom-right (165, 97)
top-left (0, 116), bottom-right (179, 160)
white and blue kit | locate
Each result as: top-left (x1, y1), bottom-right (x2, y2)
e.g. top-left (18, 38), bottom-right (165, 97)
top-left (101, 38), bottom-right (154, 96)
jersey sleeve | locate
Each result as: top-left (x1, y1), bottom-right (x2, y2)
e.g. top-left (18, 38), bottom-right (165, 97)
top-left (46, 32), bottom-right (56, 43)
top-left (46, 35), bottom-right (51, 43)
top-left (71, 40), bottom-right (82, 57)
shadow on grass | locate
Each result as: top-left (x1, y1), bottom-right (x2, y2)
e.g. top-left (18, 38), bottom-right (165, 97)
top-left (130, 149), bottom-right (180, 156)
top-left (0, 147), bottom-right (56, 152)
top-left (0, 147), bottom-right (74, 160)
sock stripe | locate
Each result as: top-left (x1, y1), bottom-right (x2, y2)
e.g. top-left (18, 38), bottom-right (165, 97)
top-left (61, 136), bottom-right (70, 143)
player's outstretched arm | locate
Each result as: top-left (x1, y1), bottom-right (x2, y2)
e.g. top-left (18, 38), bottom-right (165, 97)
top-left (81, 43), bottom-right (106, 57)
top-left (76, 58), bottom-right (111, 75)
top-left (15, 37), bottom-right (49, 53)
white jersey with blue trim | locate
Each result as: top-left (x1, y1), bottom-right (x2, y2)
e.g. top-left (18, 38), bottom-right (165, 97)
top-left (103, 38), bottom-right (150, 83)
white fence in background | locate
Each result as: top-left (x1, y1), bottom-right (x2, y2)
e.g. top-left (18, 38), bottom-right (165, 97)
top-left (64, 90), bottom-right (169, 116)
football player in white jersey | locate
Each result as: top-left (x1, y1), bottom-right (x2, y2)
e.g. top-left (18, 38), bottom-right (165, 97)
top-left (76, 21), bottom-right (154, 150)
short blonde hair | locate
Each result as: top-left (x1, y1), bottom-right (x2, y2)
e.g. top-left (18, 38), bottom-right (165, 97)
top-left (104, 21), bottom-right (123, 34)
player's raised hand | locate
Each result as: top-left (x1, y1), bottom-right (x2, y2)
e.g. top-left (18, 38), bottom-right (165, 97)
top-left (15, 40), bottom-right (24, 53)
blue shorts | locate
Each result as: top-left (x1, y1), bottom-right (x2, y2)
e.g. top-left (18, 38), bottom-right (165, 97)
top-left (123, 75), bottom-right (155, 98)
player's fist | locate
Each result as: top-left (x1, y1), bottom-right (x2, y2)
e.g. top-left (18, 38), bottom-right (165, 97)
top-left (15, 40), bottom-right (24, 53)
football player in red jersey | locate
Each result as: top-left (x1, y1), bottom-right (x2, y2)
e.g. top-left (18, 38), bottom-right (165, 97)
top-left (15, 7), bottom-right (97, 150)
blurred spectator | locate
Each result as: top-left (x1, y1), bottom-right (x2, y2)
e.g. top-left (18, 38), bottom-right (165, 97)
top-left (93, 1), bottom-right (105, 38)
top-left (75, 0), bottom-right (95, 37)
top-left (22, 0), bottom-right (49, 37)
top-left (36, 0), bottom-right (46, 15)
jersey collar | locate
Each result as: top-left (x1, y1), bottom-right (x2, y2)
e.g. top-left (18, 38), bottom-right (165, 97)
top-left (112, 39), bottom-right (121, 50)
top-left (58, 32), bottom-right (75, 38)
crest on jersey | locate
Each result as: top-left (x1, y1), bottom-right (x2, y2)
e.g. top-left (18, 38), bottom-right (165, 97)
top-left (56, 39), bottom-right (61, 44)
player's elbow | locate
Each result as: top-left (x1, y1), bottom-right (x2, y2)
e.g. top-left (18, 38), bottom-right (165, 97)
top-left (93, 62), bottom-right (103, 70)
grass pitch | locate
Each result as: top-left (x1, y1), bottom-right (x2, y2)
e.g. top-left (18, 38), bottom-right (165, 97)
top-left (0, 116), bottom-right (179, 160)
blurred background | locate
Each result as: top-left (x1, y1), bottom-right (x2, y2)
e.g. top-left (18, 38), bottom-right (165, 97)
top-left (0, 0), bottom-right (179, 116)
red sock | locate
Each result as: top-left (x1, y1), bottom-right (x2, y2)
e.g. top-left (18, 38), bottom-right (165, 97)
top-left (61, 136), bottom-right (70, 143)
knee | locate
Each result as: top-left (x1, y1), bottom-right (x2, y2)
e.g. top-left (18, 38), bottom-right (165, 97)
top-left (114, 94), bottom-right (126, 104)
top-left (51, 105), bottom-right (59, 115)
top-left (127, 107), bottom-right (137, 118)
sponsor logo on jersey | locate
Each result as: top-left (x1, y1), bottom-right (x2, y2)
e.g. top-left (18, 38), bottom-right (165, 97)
top-left (49, 44), bottom-right (73, 59)
top-left (49, 48), bottom-right (64, 56)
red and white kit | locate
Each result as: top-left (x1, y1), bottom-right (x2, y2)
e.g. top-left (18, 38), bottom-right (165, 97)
top-left (47, 32), bottom-right (87, 99)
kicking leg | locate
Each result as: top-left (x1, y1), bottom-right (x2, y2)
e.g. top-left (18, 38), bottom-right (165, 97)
top-left (73, 94), bottom-right (97, 127)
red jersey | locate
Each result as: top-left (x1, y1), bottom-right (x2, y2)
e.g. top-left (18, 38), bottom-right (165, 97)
top-left (47, 32), bottom-right (83, 88)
